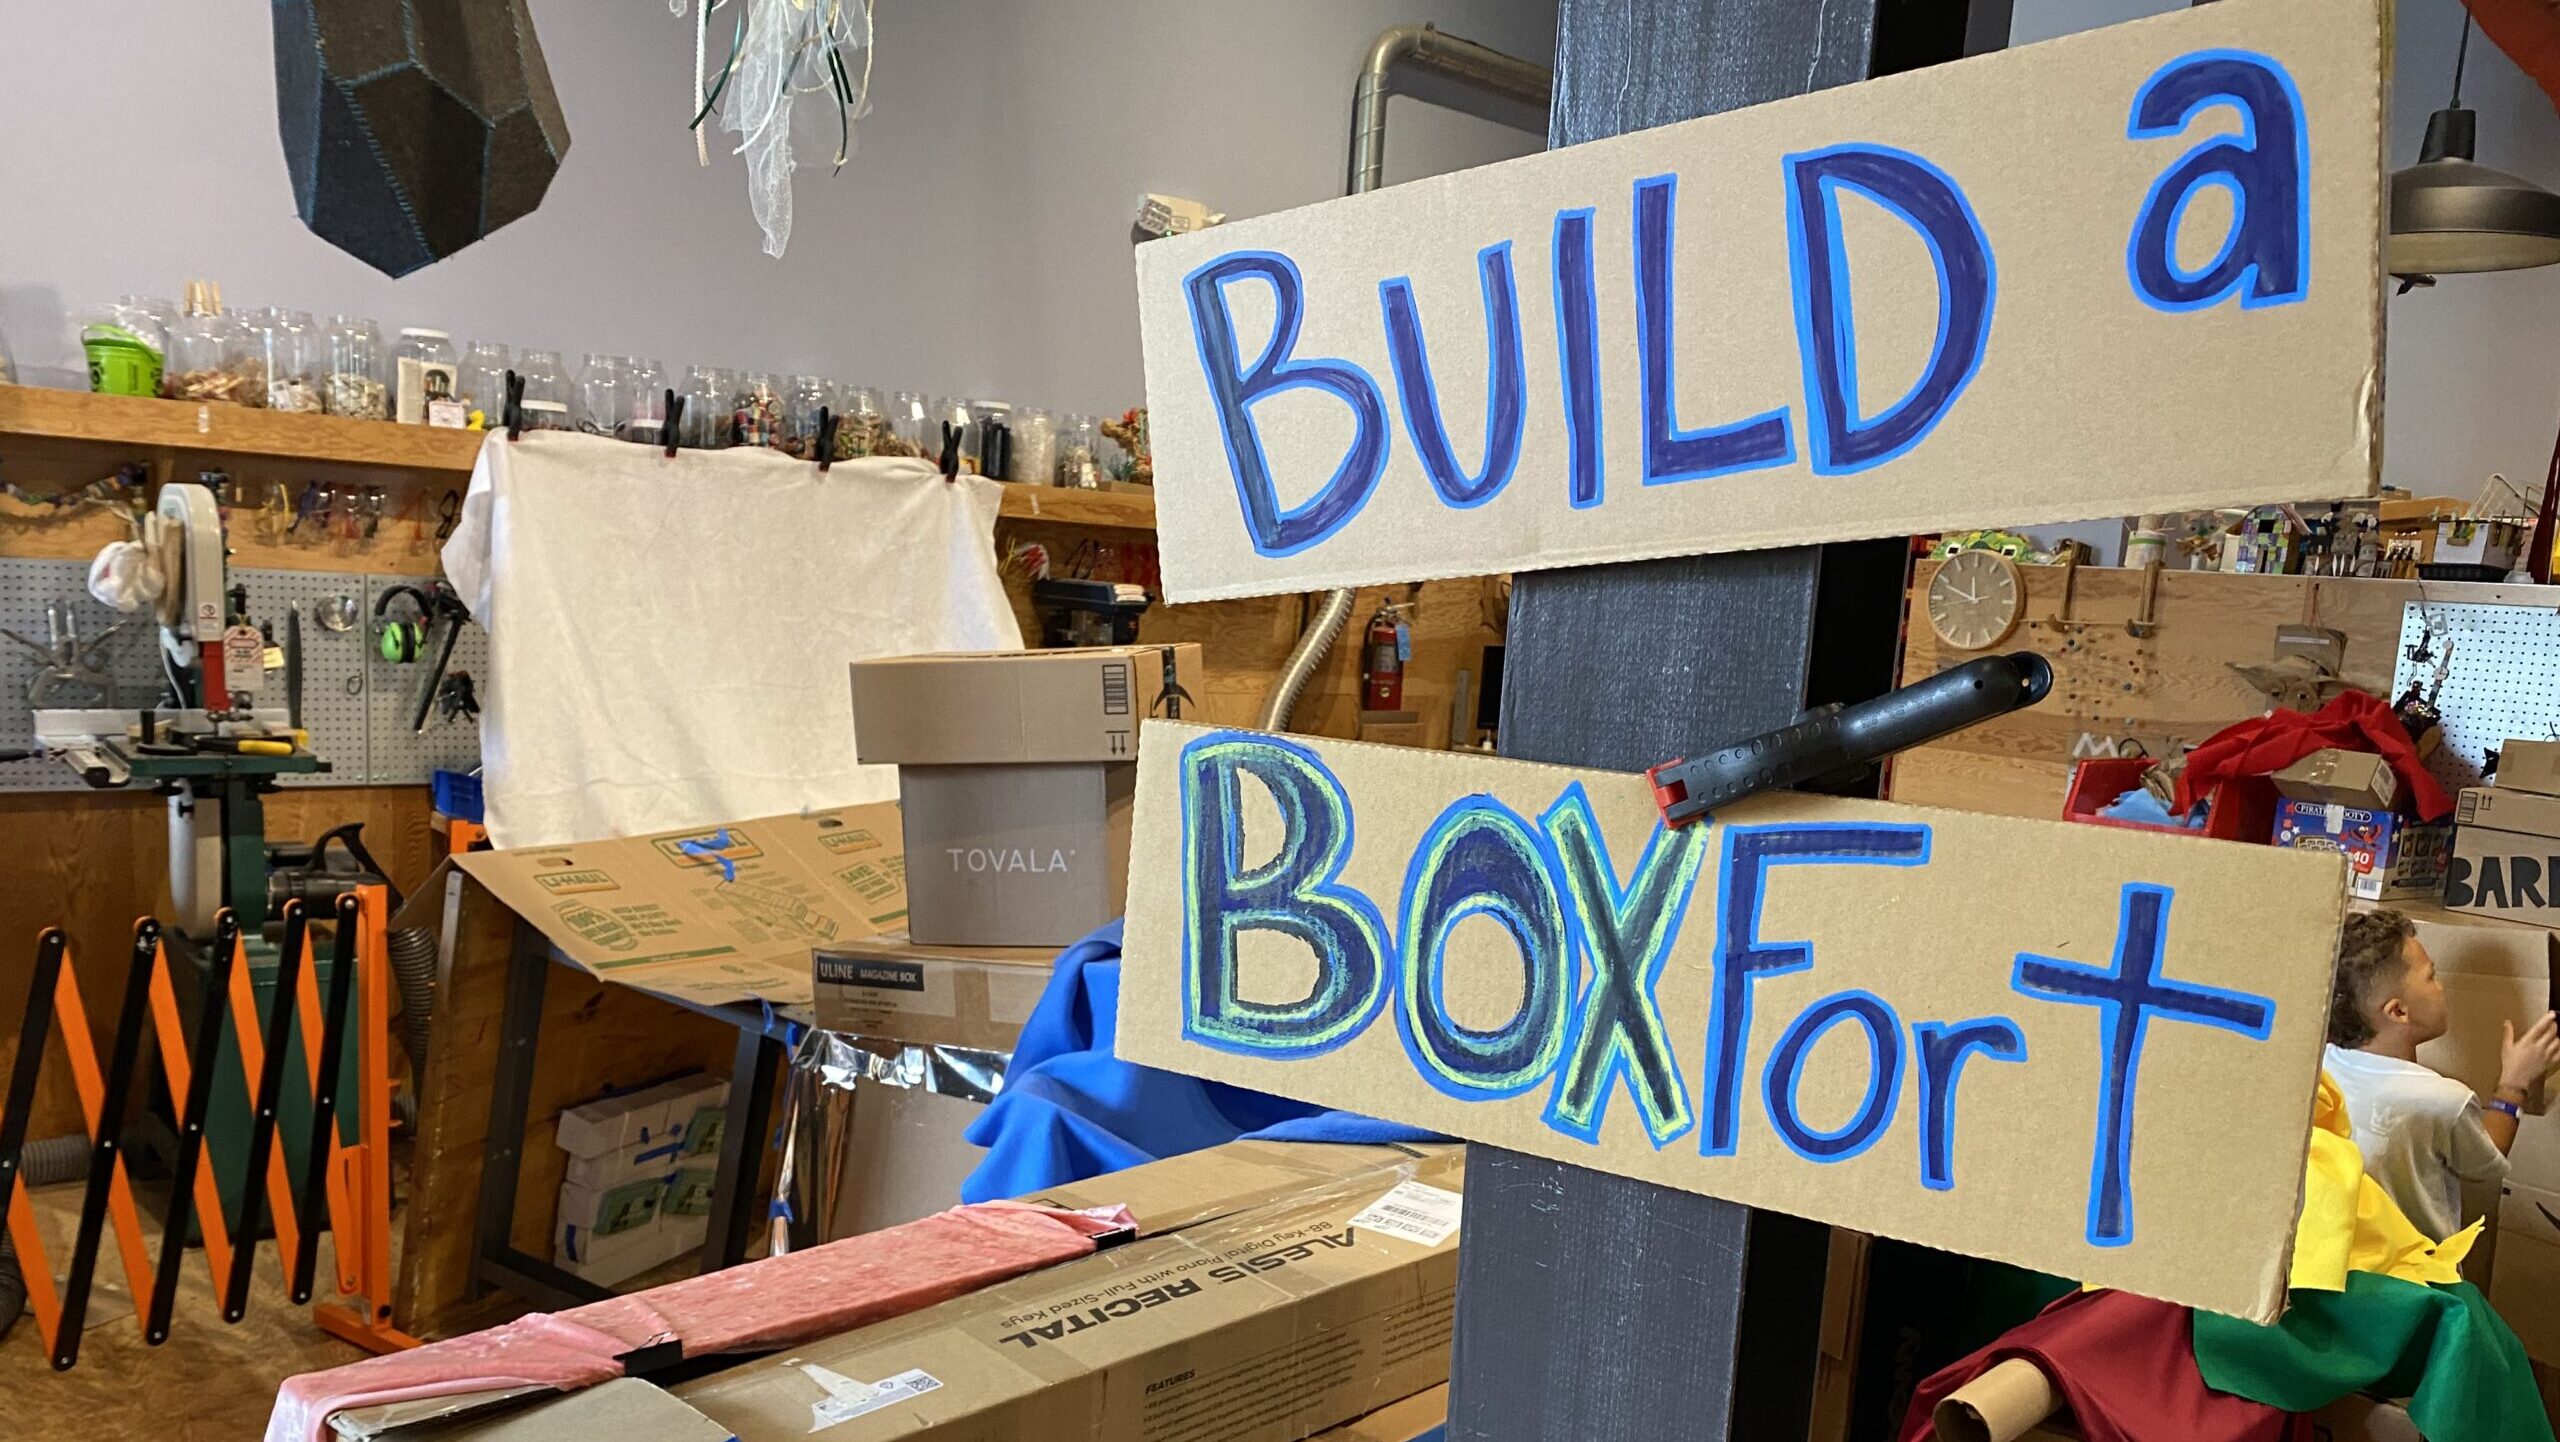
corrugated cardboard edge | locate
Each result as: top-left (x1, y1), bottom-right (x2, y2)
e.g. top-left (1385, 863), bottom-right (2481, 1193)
top-left (1119, 722), bottom-right (2343, 1324)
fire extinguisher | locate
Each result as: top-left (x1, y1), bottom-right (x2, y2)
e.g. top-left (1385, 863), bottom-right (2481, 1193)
top-left (1362, 602), bottom-right (1406, 711)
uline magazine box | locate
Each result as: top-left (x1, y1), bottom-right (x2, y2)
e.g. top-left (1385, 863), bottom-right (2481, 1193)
top-left (675, 1139), bottom-right (1466, 1442)
top-left (850, 645), bottom-right (1204, 947)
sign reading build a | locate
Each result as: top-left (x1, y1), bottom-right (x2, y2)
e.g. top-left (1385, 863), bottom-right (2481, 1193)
top-left (1134, 0), bottom-right (2384, 601)
top-left (1117, 725), bottom-right (2345, 1320)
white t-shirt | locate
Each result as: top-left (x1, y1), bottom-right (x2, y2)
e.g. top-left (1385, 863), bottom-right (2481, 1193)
top-left (2324, 1044), bottom-right (2509, 1241)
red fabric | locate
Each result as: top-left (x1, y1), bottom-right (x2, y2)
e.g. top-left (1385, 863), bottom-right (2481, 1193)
top-left (2467, 0), bottom-right (2560, 116)
top-left (1898, 1290), bottom-right (2308, 1442)
top-left (265, 1202), bottom-right (1127, 1442)
top-left (2174, 692), bottom-right (2452, 822)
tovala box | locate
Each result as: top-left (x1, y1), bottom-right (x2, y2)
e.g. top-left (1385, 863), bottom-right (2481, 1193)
top-left (675, 1139), bottom-right (1466, 1442)
top-left (2272, 748), bottom-right (2400, 812)
top-left (2273, 798), bottom-right (2451, 901)
top-left (850, 645), bottom-right (1203, 947)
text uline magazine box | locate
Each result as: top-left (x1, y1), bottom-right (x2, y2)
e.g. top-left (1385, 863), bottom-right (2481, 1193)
top-left (850, 645), bottom-right (1203, 947)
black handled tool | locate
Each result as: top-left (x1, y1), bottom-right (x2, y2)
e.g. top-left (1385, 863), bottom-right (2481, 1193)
top-left (289, 894), bottom-right (361, 1304)
top-left (1647, 652), bottom-right (2053, 827)
top-left (148, 910), bottom-right (241, 1345)
top-left (223, 901), bottom-right (307, 1323)
top-left (53, 921), bottom-right (162, 1370)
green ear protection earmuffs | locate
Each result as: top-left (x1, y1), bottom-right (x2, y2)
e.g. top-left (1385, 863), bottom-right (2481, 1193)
top-left (376, 583), bottom-right (432, 664)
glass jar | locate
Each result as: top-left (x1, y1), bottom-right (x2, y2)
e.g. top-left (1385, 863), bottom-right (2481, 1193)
top-left (394, 328), bottom-right (459, 424)
top-left (169, 280), bottom-right (260, 406)
top-left (679, 365), bottom-right (732, 448)
top-left (928, 397), bottom-right (974, 467)
top-left (619, 357), bottom-right (668, 443)
top-left (110, 295), bottom-right (176, 394)
top-left (838, 385), bottom-right (885, 457)
top-left (1058, 413), bottom-right (1103, 488)
top-left (734, 372), bottom-right (782, 448)
top-left (321, 315), bottom-right (388, 419)
top-left (967, 400), bottom-right (1012, 477)
top-left (1009, 407), bottom-right (1057, 485)
top-left (456, 341), bottom-right (509, 424)
top-left (780, 374), bottom-right (835, 458)
top-left (516, 348), bottom-right (568, 411)
top-left (887, 390), bottom-right (931, 453)
top-left (260, 309), bottom-right (322, 412)
top-left (575, 353), bottom-right (623, 435)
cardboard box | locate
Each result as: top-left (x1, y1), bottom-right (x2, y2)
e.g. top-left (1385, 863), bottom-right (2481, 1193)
top-left (2274, 799), bottom-right (2451, 901)
top-left (850, 645), bottom-right (1204, 767)
top-left (2386, 908), bottom-right (2560, 1144)
top-left (1307, 1386), bottom-right (1446, 1441)
top-left (812, 931), bottom-right (1058, 1051)
top-left (334, 1378), bottom-right (734, 1442)
top-left (2433, 517), bottom-right (2525, 573)
top-left (2446, 824), bottom-right (2560, 926)
top-left (2501, 740), bottom-right (2560, 799)
top-left (675, 1139), bottom-right (1465, 1442)
top-left (2274, 749), bottom-right (2400, 812)
top-left (554, 1074), bottom-right (727, 1284)
top-left (451, 802), bottom-right (907, 1007)
top-left (2463, 784), bottom-right (2560, 841)
top-left (850, 646), bottom-right (1201, 947)
top-left (2495, 1181), bottom-right (2560, 1368)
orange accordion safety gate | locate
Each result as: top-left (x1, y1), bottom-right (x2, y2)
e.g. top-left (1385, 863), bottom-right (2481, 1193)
top-left (0, 887), bottom-right (414, 1368)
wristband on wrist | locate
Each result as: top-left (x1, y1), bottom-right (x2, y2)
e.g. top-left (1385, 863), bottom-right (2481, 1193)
top-left (2487, 1097), bottom-right (2523, 1119)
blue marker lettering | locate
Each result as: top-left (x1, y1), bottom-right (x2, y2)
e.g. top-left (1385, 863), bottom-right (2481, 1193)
top-left (1635, 175), bottom-right (1794, 485)
top-left (1553, 207), bottom-right (1605, 509)
top-left (1911, 1018), bottom-right (2026, 1191)
top-left (1395, 796), bottom-right (1574, 1098)
top-left (1381, 242), bottom-right (1527, 508)
top-left (2124, 49), bottom-right (2309, 312)
top-left (1183, 250), bottom-right (1390, 557)
top-left (1785, 145), bottom-right (1996, 475)
top-left (2012, 883), bottom-right (2275, 1246)
top-left (1763, 989), bottom-right (1904, 1162)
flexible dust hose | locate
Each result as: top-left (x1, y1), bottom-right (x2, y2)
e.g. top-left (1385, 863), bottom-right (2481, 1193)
top-left (388, 926), bottom-right (438, 1087)
top-left (1257, 589), bottom-right (1360, 731)
top-left (18, 1132), bottom-right (88, 1187)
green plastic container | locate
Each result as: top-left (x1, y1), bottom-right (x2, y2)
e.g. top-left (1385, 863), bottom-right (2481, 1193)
top-left (83, 324), bottom-right (163, 398)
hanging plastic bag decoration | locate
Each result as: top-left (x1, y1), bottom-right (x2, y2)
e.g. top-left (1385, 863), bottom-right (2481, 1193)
top-left (676, 0), bottom-right (876, 258)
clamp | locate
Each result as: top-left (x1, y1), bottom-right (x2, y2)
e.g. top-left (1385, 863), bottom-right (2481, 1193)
top-left (1646, 652), bottom-right (2053, 828)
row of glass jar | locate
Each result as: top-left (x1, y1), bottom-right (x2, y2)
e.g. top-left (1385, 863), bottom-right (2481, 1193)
top-left (93, 292), bottom-right (1124, 485)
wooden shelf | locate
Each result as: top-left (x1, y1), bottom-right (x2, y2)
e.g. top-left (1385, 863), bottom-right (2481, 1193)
top-left (0, 383), bottom-right (487, 475)
top-left (995, 480), bottom-right (1156, 532)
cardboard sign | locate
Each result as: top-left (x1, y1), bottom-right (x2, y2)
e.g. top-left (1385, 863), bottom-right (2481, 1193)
top-left (1117, 724), bottom-right (2348, 1320)
top-left (455, 803), bottom-right (908, 1007)
top-left (1134, 0), bottom-right (2384, 601)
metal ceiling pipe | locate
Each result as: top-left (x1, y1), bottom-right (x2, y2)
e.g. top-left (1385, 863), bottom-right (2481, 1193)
top-left (1257, 25), bottom-right (1552, 733)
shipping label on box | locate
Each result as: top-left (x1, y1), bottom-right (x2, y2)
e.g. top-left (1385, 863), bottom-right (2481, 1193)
top-left (456, 803), bottom-right (907, 1006)
top-left (2275, 799), bottom-right (2450, 901)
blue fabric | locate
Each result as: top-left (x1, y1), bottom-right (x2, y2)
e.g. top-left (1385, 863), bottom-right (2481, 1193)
top-left (961, 919), bottom-right (1441, 1201)
top-left (2096, 785), bottom-right (2207, 829)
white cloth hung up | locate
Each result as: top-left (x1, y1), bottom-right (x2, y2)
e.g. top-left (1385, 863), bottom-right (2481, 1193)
top-left (443, 433), bottom-right (1022, 848)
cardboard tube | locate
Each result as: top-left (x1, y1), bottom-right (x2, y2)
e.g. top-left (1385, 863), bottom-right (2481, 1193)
top-left (1933, 1358), bottom-right (2061, 1442)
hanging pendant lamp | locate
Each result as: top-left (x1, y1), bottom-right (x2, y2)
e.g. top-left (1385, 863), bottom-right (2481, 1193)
top-left (2389, 13), bottom-right (2560, 280)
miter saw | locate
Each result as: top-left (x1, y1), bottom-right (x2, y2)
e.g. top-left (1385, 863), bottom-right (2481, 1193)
top-left (29, 482), bottom-right (334, 940)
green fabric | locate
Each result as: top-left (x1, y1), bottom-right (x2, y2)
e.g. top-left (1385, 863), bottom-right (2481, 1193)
top-left (2192, 1273), bottom-right (2552, 1442)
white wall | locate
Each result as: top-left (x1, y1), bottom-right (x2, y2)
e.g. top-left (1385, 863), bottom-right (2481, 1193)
top-left (0, 1), bottom-right (1555, 416)
top-left (2016, 0), bottom-right (2560, 500)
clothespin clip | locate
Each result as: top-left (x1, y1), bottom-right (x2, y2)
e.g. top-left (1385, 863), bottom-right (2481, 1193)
top-left (662, 390), bottom-right (685, 459)
top-left (815, 406), bottom-right (841, 475)
top-left (1151, 646), bottom-right (1195, 720)
top-left (502, 370), bottom-right (527, 442)
top-left (938, 421), bottom-right (964, 482)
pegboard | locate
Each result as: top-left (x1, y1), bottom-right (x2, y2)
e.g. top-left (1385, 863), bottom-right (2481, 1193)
top-left (0, 557), bottom-right (167, 791)
top-left (364, 572), bottom-right (488, 785)
top-left (0, 561), bottom-right (482, 791)
top-left (2392, 599), bottom-right (2560, 794)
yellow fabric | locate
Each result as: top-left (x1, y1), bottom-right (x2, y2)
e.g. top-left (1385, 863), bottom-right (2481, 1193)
top-left (2289, 1071), bottom-right (2477, 1292)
